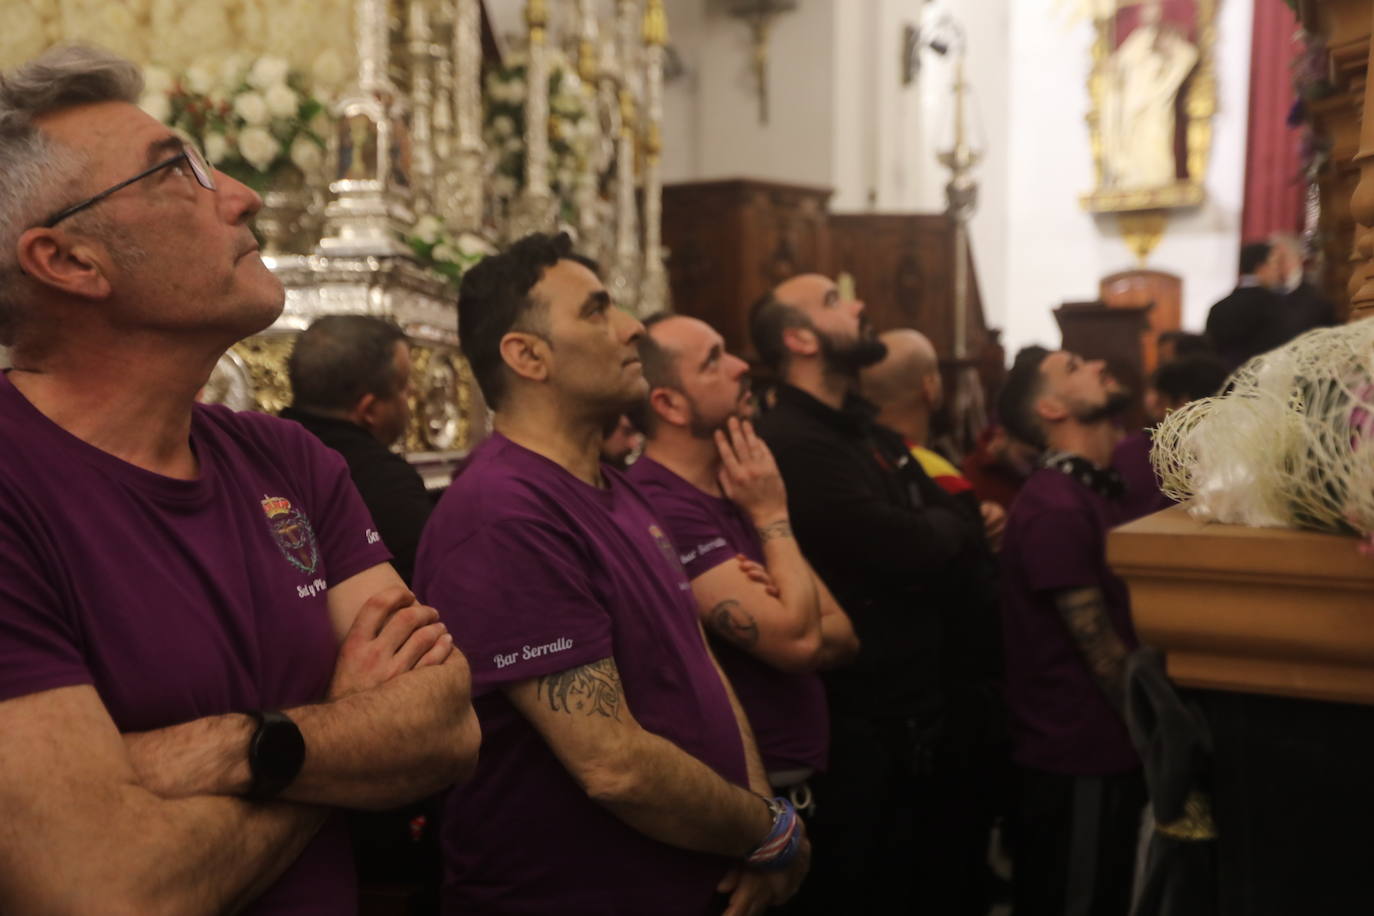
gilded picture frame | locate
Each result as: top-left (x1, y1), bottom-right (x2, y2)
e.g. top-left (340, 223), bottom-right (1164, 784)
top-left (1080, 0), bottom-right (1218, 214)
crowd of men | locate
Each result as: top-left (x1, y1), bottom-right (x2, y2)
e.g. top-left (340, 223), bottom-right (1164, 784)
top-left (0, 43), bottom-right (1297, 916)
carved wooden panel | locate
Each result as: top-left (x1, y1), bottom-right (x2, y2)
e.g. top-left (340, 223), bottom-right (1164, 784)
top-left (1301, 0), bottom-right (1373, 320)
top-left (828, 213), bottom-right (989, 357)
top-left (662, 179), bottom-right (833, 356)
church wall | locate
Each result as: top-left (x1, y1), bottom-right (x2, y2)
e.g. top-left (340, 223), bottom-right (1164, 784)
top-left (661, 0), bottom-right (837, 189)
top-left (827, 0), bottom-right (1012, 341)
top-left (660, 0), bottom-right (1013, 341)
top-left (999, 0), bottom-right (1255, 356)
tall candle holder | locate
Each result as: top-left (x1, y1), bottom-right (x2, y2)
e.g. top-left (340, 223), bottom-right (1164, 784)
top-left (506, 0), bottom-right (558, 240)
top-left (638, 0), bottom-right (669, 314)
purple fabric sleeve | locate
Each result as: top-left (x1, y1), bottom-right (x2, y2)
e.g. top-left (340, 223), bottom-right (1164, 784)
top-left (1021, 507), bottom-right (1103, 593)
top-left (422, 518), bottom-right (616, 695)
top-left (656, 502), bottom-right (740, 581)
top-left (0, 514), bottom-right (93, 702)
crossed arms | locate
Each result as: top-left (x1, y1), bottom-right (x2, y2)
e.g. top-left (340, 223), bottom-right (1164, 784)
top-left (697, 419), bottom-right (859, 673)
top-left (0, 563), bottom-right (479, 914)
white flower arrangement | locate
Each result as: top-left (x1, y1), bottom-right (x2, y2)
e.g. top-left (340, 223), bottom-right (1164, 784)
top-left (406, 215), bottom-right (496, 285)
top-left (145, 55), bottom-right (329, 192)
top-left (483, 51), bottom-right (594, 222)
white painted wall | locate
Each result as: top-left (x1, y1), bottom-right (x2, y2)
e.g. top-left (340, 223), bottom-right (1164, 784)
top-left (660, 0), bottom-right (1015, 332)
top-left (665, 0), bottom-right (837, 188)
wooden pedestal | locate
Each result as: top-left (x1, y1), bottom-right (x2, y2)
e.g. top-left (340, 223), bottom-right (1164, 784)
top-left (1110, 507), bottom-right (1374, 914)
top-left (1108, 506), bottom-right (1374, 705)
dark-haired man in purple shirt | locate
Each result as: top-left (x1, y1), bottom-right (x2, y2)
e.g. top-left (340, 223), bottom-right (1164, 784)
top-left (415, 232), bottom-right (809, 915)
top-left (996, 348), bottom-right (1145, 916)
top-left (0, 45), bottom-right (479, 914)
top-left (627, 313), bottom-right (859, 806)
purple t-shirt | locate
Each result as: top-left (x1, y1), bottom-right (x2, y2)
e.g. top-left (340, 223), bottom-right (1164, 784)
top-left (0, 372), bottom-right (391, 914)
top-left (627, 456), bottom-right (829, 775)
top-left (999, 467), bottom-right (1140, 776)
top-left (414, 433), bottom-right (749, 915)
top-left (1113, 429), bottom-right (1174, 523)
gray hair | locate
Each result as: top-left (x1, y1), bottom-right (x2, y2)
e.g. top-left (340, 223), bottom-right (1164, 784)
top-left (0, 44), bottom-right (144, 349)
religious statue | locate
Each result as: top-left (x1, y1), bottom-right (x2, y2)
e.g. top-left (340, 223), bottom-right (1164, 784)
top-left (1080, 0), bottom-right (1217, 219)
top-left (1099, 0), bottom-right (1198, 191)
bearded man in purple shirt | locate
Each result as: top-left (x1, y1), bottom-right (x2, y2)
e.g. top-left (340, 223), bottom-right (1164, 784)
top-left (996, 348), bottom-right (1146, 916)
top-left (0, 45), bottom-right (480, 913)
top-left (627, 314), bottom-right (859, 805)
top-left (414, 233), bottom-right (809, 915)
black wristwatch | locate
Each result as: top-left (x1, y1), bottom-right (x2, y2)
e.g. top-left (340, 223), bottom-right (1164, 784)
top-left (244, 709), bottom-right (306, 802)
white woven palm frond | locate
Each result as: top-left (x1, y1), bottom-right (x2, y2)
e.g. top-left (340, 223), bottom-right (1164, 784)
top-left (1150, 320), bottom-right (1374, 535)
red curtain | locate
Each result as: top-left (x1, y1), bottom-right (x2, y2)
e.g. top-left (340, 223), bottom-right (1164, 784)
top-left (1239, 0), bottom-right (1305, 241)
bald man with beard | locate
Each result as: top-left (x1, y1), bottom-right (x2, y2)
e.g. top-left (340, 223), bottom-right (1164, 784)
top-left (750, 277), bottom-right (1003, 915)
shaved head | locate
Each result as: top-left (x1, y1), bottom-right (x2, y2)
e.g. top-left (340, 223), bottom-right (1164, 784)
top-left (861, 328), bottom-right (940, 410)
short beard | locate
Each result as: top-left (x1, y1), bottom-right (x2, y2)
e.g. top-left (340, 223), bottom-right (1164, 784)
top-left (1076, 389), bottom-right (1134, 424)
top-left (682, 379), bottom-right (754, 440)
top-left (819, 328), bottom-right (888, 376)
top-left (684, 391), bottom-right (729, 440)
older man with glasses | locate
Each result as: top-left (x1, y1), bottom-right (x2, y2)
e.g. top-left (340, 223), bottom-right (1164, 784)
top-left (0, 44), bottom-right (480, 914)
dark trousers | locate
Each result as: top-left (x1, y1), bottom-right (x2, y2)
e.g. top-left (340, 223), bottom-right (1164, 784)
top-left (782, 715), bottom-right (999, 915)
top-left (1012, 766), bottom-right (1145, 916)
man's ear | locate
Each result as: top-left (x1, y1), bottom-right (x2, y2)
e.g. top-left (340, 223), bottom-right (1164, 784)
top-left (781, 325), bottom-right (819, 358)
top-left (351, 392), bottom-right (382, 431)
top-left (649, 386), bottom-right (688, 428)
top-left (1034, 392), bottom-right (1068, 424)
top-left (16, 228), bottom-right (112, 301)
top-left (499, 331), bottom-right (551, 384)
top-left (922, 371), bottom-right (942, 408)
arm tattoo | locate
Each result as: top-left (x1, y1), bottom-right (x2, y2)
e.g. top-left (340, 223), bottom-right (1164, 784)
top-left (708, 599), bottom-right (760, 649)
top-left (756, 519), bottom-right (793, 542)
top-left (1054, 587), bottom-right (1129, 715)
top-left (536, 659), bottom-right (623, 719)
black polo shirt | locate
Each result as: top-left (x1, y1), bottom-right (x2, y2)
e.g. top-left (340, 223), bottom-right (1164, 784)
top-left (755, 384), bottom-right (999, 731)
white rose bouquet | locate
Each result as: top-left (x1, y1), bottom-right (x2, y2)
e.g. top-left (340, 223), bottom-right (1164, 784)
top-left (143, 56), bottom-right (329, 191)
top-left (483, 51), bottom-right (594, 221)
top-left (406, 215), bottom-right (495, 286)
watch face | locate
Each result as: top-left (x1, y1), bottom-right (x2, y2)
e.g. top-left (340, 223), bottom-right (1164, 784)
top-left (251, 712), bottom-right (306, 799)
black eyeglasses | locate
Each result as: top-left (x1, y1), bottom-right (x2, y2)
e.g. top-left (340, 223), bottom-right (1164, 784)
top-left (40, 140), bottom-right (217, 229)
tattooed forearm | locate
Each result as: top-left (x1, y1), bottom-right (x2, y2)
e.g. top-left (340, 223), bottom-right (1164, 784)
top-left (709, 599), bottom-right (760, 649)
top-left (536, 658), bottom-right (623, 719)
top-left (756, 519), bottom-right (793, 542)
top-left (1054, 587), bottom-right (1129, 716)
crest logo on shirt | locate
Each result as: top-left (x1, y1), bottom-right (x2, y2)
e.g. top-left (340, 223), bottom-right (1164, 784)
top-left (261, 495), bottom-right (320, 575)
top-left (647, 524), bottom-right (680, 569)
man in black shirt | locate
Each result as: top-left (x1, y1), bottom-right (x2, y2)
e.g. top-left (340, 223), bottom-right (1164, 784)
top-left (1205, 241), bottom-right (1293, 371)
top-left (282, 315), bottom-right (442, 905)
top-left (282, 315), bottom-right (433, 586)
top-left (1271, 233), bottom-right (1339, 334)
top-left (751, 274), bottom-right (1003, 915)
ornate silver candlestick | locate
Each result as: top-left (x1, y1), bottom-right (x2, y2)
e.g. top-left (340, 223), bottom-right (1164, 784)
top-left (439, 0), bottom-right (487, 234)
top-left (506, 0), bottom-right (558, 240)
top-left (607, 0), bottom-right (642, 308)
top-left (638, 0), bottom-right (669, 314)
